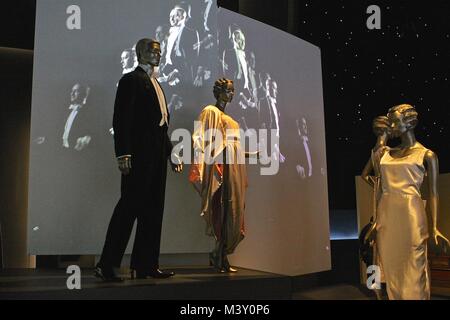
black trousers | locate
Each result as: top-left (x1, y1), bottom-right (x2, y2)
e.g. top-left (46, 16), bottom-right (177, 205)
top-left (99, 157), bottom-right (168, 271)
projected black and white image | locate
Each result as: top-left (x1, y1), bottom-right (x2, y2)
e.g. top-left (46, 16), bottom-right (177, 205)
top-left (150, 1), bottom-right (218, 128)
top-left (30, 0), bottom-right (219, 256)
top-left (157, 3), bottom-right (200, 88)
top-left (221, 24), bottom-right (285, 163)
top-left (218, 8), bottom-right (330, 275)
top-left (295, 117), bottom-right (313, 179)
top-left (193, 0), bottom-right (216, 89)
top-left (62, 83), bottom-right (91, 151)
top-left (29, 1), bottom-right (329, 276)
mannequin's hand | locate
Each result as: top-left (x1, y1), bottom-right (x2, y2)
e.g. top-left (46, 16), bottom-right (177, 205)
top-left (364, 222), bottom-right (377, 244)
top-left (433, 229), bottom-right (450, 246)
top-left (373, 116), bottom-right (391, 137)
top-left (171, 161), bottom-right (183, 173)
top-left (118, 156), bottom-right (132, 175)
top-left (170, 153), bottom-right (183, 173)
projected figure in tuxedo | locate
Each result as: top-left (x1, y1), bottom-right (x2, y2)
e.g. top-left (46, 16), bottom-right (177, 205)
top-left (222, 25), bottom-right (259, 135)
top-left (190, 78), bottom-right (253, 273)
top-left (62, 83), bottom-right (91, 151)
top-left (236, 51), bottom-right (260, 134)
top-left (95, 39), bottom-right (183, 281)
top-left (295, 117), bottom-right (312, 178)
top-left (222, 25), bottom-right (250, 94)
top-left (259, 77), bottom-right (279, 136)
top-left (157, 3), bottom-right (200, 87)
top-left (238, 51), bottom-right (259, 111)
top-left (259, 76), bottom-right (285, 163)
top-left (193, 0), bottom-right (216, 88)
top-left (155, 25), bottom-right (168, 54)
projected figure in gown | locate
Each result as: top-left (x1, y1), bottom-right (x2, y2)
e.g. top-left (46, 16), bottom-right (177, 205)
top-left (295, 117), bottom-right (312, 178)
top-left (95, 39), bottom-right (183, 281)
top-left (62, 83), bottom-right (91, 151)
top-left (362, 104), bottom-right (450, 300)
top-left (190, 78), bottom-right (253, 273)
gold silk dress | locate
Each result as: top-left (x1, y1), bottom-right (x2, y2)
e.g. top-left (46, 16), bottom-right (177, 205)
top-left (376, 145), bottom-right (430, 300)
top-left (190, 105), bottom-right (247, 254)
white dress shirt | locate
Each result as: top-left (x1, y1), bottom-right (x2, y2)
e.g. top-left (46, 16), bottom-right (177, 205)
top-left (166, 25), bottom-right (184, 65)
top-left (62, 103), bottom-right (81, 148)
top-left (302, 135), bottom-right (313, 177)
top-left (139, 64), bottom-right (169, 127)
top-left (235, 48), bottom-right (249, 90)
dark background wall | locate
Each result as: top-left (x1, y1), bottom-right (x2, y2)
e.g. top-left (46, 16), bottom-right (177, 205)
top-left (221, 0), bottom-right (450, 239)
top-left (0, 47), bottom-right (33, 267)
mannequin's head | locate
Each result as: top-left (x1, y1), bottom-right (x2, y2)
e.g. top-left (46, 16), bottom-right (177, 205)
top-left (372, 115), bottom-right (390, 137)
top-left (136, 39), bottom-right (161, 66)
top-left (213, 78), bottom-right (234, 104)
top-left (387, 104), bottom-right (418, 138)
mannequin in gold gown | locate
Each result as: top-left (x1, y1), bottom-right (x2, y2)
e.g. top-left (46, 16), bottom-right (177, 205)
top-left (364, 104), bottom-right (449, 300)
top-left (190, 78), bottom-right (248, 273)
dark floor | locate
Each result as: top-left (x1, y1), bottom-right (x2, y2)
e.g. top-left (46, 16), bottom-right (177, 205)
top-left (0, 267), bottom-right (291, 299)
top-left (294, 284), bottom-right (450, 300)
top-left (293, 284), bottom-right (375, 300)
top-left (0, 267), bottom-right (449, 300)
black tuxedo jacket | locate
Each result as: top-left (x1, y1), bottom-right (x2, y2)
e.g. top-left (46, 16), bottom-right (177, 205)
top-left (113, 66), bottom-right (172, 164)
top-left (63, 103), bottom-right (93, 150)
top-left (161, 26), bottom-right (199, 84)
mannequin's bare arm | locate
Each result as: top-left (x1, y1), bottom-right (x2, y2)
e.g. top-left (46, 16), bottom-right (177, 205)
top-left (362, 158), bottom-right (374, 188)
top-left (424, 150), bottom-right (450, 245)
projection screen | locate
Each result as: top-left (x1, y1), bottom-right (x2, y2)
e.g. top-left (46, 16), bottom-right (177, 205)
top-left (218, 9), bottom-right (330, 276)
top-left (29, 1), bottom-right (330, 276)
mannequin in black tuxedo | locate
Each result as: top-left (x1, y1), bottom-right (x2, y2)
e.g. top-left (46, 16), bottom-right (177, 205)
top-left (95, 39), bottom-right (183, 281)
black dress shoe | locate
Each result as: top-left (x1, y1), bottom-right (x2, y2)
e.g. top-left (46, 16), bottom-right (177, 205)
top-left (134, 268), bottom-right (175, 279)
top-left (94, 265), bottom-right (124, 282)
